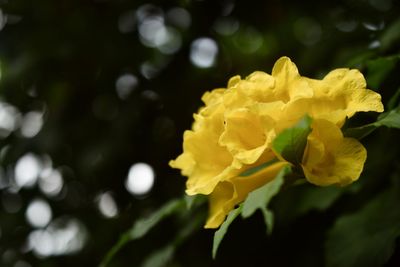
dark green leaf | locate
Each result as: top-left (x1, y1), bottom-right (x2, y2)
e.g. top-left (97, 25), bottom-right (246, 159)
top-left (184, 195), bottom-right (197, 210)
top-left (376, 108), bottom-right (400, 128)
top-left (345, 108), bottom-right (400, 139)
top-left (295, 185), bottom-right (342, 212)
top-left (184, 194), bottom-right (206, 210)
top-left (366, 56), bottom-right (398, 90)
top-left (380, 18), bottom-right (400, 52)
top-left (344, 51), bottom-right (375, 69)
top-left (129, 199), bottom-right (185, 239)
top-left (387, 87), bottom-right (400, 110)
top-left (140, 209), bottom-right (204, 267)
top-left (326, 185), bottom-right (400, 267)
top-left (239, 158), bottom-right (279, 177)
top-left (274, 184), bottom-right (344, 224)
top-left (241, 165), bottom-right (291, 234)
top-left (212, 205), bottom-right (242, 259)
top-left (99, 198), bottom-right (185, 267)
top-left (140, 245), bottom-right (175, 267)
top-left (272, 114), bottom-right (313, 165)
top-left (343, 124), bottom-right (376, 140)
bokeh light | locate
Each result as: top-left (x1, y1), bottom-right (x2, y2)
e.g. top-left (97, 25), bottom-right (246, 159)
top-left (14, 153), bottom-right (42, 189)
top-left (96, 191), bottom-right (118, 218)
top-left (166, 7), bottom-right (191, 29)
top-left (115, 74), bottom-right (138, 100)
top-left (190, 38), bottom-right (218, 68)
top-left (0, 9), bottom-right (6, 31)
top-left (25, 198), bottom-right (52, 228)
top-left (14, 260), bottom-right (32, 267)
top-left (140, 62), bottom-right (162, 79)
top-left (362, 21), bottom-right (385, 31)
top-left (213, 17), bottom-right (239, 36)
top-left (233, 26), bottom-right (264, 54)
top-left (20, 111), bottom-right (44, 138)
top-left (38, 169), bottom-right (63, 197)
top-left (294, 17), bottom-right (322, 46)
top-left (0, 166), bottom-right (7, 189)
top-left (28, 217), bottom-right (87, 257)
top-left (136, 4), bottom-right (183, 55)
top-left (125, 163), bottom-right (155, 196)
top-left (335, 20), bottom-right (358, 32)
top-left (0, 101), bottom-right (20, 138)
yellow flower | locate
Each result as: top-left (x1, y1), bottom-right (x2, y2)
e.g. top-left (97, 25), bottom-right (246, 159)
top-left (170, 57), bottom-right (384, 229)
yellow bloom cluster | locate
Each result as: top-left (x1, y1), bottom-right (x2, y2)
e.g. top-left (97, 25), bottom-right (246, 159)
top-left (170, 57), bottom-right (384, 228)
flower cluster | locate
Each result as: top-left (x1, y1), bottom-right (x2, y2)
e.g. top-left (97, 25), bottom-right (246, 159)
top-left (170, 57), bottom-right (383, 228)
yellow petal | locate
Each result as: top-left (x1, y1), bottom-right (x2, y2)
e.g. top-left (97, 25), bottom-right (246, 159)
top-left (181, 131), bottom-right (234, 195)
top-left (220, 107), bottom-right (277, 165)
top-left (322, 68), bottom-right (367, 94)
top-left (302, 134), bottom-right (325, 167)
top-left (220, 109), bottom-right (266, 151)
top-left (233, 145), bottom-right (268, 165)
top-left (231, 161), bottom-right (288, 201)
top-left (223, 72), bottom-right (276, 107)
top-left (283, 98), bottom-right (348, 127)
top-left (271, 57), bottom-right (314, 102)
top-left (222, 84), bottom-right (253, 111)
top-left (280, 68), bottom-right (383, 127)
top-left (205, 161), bottom-right (287, 228)
top-left (326, 69), bottom-right (384, 115)
top-left (204, 181), bottom-right (234, 228)
top-left (302, 119), bottom-right (367, 186)
top-left (248, 101), bottom-right (285, 121)
top-left (346, 87), bottom-right (384, 117)
top-left (227, 75), bottom-right (241, 88)
top-left (271, 57), bottom-right (300, 84)
top-left (242, 71), bottom-right (276, 102)
top-left (170, 101), bottom-right (236, 195)
top-left (169, 150), bottom-right (195, 177)
top-left (201, 88), bottom-right (226, 106)
top-left (306, 69), bottom-right (384, 119)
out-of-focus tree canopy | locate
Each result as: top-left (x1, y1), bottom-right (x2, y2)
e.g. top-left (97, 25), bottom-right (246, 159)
top-left (1, 0), bottom-right (400, 266)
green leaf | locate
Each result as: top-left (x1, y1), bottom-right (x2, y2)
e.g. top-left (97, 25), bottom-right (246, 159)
top-left (345, 108), bottom-right (400, 139)
top-left (239, 158), bottom-right (279, 177)
top-left (343, 51), bottom-right (375, 69)
top-left (326, 185), bottom-right (400, 267)
top-left (99, 198), bottom-right (185, 267)
top-left (129, 199), bottom-right (185, 239)
top-left (140, 245), bottom-right (175, 267)
top-left (380, 18), bottom-right (400, 52)
top-left (241, 165), bottom-right (291, 234)
top-left (274, 184), bottom-right (344, 224)
top-left (387, 87), bottom-right (400, 110)
top-left (294, 185), bottom-right (342, 212)
top-left (377, 108), bottom-right (400, 128)
top-left (140, 209), bottom-right (204, 267)
top-left (366, 56), bottom-right (398, 90)
top-left (212, 205), bottom-right (242, 259)
top-left (272, 114), bottom-right (313, 165)
top-left (343, 124), bottom-right (376, 140)
top-left (184, 194), bottom-right (206, 210)
top-left (184, 195), bottom-right (197, 210)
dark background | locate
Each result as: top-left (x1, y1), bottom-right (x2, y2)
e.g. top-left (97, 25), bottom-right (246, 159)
top-left (1, 0), bottom-right (400, 266)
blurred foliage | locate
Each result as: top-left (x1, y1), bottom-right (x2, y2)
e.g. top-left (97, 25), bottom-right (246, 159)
top-left (0, 0), bottom-right (400, 266)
